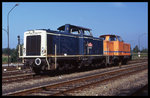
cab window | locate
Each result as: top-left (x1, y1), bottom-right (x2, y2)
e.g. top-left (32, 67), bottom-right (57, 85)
top-left (117, 36), bottom-right (123, 42)
top-left (109, 36), bottom-right (117, 41)
top-left (70, 28), bottom-right (80, 35)
top-left (100, 36), bottom-right (106, 40)
top-left (83, 30), bottom-right (92, 36)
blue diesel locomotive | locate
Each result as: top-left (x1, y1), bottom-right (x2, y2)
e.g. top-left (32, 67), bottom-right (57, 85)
top-left (19, 24), bottom-right (130, 74)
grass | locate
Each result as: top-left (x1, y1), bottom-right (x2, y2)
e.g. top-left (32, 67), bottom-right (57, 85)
top-left (2, 55), bottom-right (11, 64)
top-left (132, 53), bottom-right (148, 60)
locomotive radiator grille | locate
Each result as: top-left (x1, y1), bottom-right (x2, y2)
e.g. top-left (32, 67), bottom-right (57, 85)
top-left (26, 35), bottom-right (41, 56)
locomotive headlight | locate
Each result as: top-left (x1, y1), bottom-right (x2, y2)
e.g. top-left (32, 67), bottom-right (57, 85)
top-left (41, 47), bottom-right (46, 55)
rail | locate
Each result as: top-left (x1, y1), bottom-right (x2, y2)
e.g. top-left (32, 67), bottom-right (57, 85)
top-left (3, 61), bottom-right (147, 96)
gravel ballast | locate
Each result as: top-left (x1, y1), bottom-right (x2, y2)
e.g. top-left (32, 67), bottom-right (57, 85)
top-left (70, 69), bottom-right (148, 96)
top-left (2, 64), bottom-right (148, 96)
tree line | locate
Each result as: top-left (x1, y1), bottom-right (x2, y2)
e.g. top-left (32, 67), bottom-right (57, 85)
top-left (132, 45), bottom-right (148, 53)
top-left (2, 45), bottom-right (19, 63)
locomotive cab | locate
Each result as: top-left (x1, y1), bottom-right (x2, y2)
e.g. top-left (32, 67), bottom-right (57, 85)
top-left (100, 34), bottom-right (131, 65)
top-left (57, 24), bottom-right (93, 36)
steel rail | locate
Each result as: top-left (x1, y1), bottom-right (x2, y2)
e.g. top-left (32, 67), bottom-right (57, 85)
top-left (2, 73), bottom-right (35, 83)
top-left (53, 67), bottom-right (148, 96)
top-left (3, 62), bottom-right (147, 96)
top-left (2, 61), bottom-right (147, 84)
top-left (2, 69), bottom-right (32, 76)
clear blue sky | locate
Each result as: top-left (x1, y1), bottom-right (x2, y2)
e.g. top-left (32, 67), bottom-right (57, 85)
top-left (2, 2), bottom-right (148, 50)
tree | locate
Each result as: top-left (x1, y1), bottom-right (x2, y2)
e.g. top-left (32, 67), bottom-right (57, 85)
top-left (133, 45), bottom-right (140, 53)
top-left (10, 44), bottom-right (22, 63)
top-left (2, 46), bottom-right (19, 63)
top-left (2, 48), bottom-right (11, 55)
top-left (141, 48), bottom-right (148, 53)
top-left (10, 48), bottom-right (18, 62)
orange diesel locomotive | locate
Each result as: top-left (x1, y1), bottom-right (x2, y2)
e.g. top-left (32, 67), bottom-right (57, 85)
top-left (100, 35), bottom-right (131, 65)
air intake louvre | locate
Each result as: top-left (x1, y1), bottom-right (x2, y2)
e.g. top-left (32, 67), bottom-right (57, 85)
top-left (26, 35), bottom-right (41, 56)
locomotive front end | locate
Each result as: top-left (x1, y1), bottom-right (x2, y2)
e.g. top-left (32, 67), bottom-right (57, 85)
top-left (22, 30), bottom-right (47, 73)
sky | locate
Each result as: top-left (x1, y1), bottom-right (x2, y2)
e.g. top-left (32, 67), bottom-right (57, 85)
top-left (2, 2), bottom-right (148, 50)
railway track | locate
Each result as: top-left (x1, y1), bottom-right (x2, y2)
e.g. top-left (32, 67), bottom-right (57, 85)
top-left (2, 73), bottom-right (36, 83)
top-left (2, 69), bottom-right (32, 77)
top-left (128, 58), bottom-right (147, 64)
top-left (2, 60), bottom-right (147, 84)
top-left (2, 64), bottom-right (24, 72)
top-left (3, 61), bottom-right (147, 96)
top-left (2, 58), bottom-right (147, 76)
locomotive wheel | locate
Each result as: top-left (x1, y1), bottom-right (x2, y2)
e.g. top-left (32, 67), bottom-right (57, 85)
top-left (32, 67), bottom-right (42, 74)
top-left (122, 59), bottom-right (128, 65)
top-left (32, 62), bottom-right (43, 74)
top-left (113, 59), bottom-right (119, 66)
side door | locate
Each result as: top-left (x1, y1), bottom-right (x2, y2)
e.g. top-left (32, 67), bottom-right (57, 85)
top-left (83, 30), bottom-right (93, 55)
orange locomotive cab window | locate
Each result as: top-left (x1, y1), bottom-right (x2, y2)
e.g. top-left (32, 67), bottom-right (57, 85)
top-left (116, 36), bottom-right (123, 42)
top-left (109, 36), bottom-right (117, 41)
